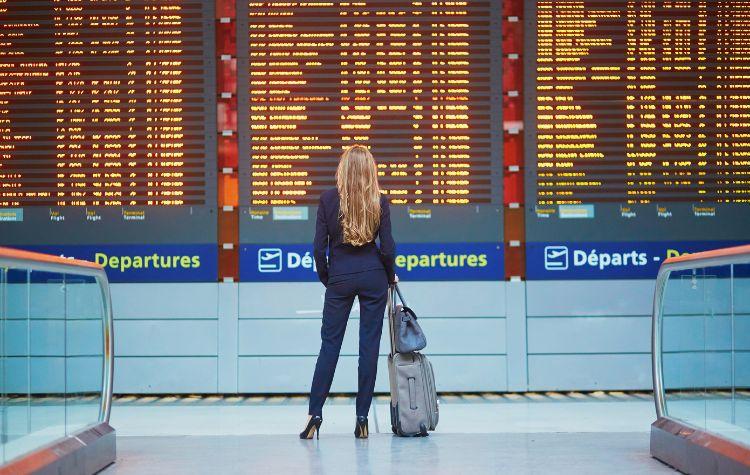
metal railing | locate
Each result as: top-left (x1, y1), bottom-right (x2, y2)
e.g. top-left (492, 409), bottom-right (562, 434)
top-left (0, 247), bottom-right (115, 474)
top-left (651, 244), bottom-right (750, 473)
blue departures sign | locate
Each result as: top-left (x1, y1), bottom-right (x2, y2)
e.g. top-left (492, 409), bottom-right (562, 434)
top-left (241, 243), bottom-right (504, 282)
top-left (527, 241), bottom-right (750, 280)
top-left (16, 244), bottom-right (218, 283)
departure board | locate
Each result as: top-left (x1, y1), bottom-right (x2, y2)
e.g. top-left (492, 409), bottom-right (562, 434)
top-left (0, 1), bottom-right (217, 282)
top-left (524, 0), bottom-right (750, 279)
top-left (525, 1), bottom-right (750, 279)
top-left (238, 1), bottom-right (503, 249)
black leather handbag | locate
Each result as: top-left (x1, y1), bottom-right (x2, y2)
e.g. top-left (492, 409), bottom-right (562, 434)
top-left (389, 284), bottom-right (427, 353)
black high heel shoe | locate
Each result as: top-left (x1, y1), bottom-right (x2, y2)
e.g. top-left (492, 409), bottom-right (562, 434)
top-left (299, 416), bottom-right (322, 440)
top-left (354, 416), bottom-right (368, 439)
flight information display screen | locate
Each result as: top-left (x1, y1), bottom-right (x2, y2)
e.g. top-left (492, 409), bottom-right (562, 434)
top-left (0, 1), bottom-right (217, 282)
top-left (237, 1), bottom-right (503, 281)
top-left (525, 0), bottom-right (750, 279)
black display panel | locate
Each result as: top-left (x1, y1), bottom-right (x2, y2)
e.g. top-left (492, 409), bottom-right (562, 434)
top-left (0, 1), bottom-right (217, 282)
top-left (525, 1), bottom-right (750, 280)
top-left (237, 1), bottom-right (504, 282)
top-left (238, 0), bottom-right (502, 280)
top-left (526, 0), bottom-right (750, 243)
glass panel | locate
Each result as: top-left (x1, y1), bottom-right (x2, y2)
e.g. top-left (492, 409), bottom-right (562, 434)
top-left (661, 261), bottom-right (750, 446)
top-left (26, 270), bottom-right (66, 453)
top-left (661, 268), bottom-right (708, 429)
top-left (702, 266), bottom-right (733, 438)
top-left (731, 263), bottom-right (750, 444)
top-left (3, 269), bottom-right (33, 462)
top-left (0, 260), bottom-right (110, 467)
top-left (1, 266), bottom-right (6, 465)
top-left (65, 274), bottom-right (103, 434)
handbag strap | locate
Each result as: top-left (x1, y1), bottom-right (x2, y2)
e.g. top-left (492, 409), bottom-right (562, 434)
top-left (387, 284), bottom-right (396, 355)
top-left (394, 283), bottom-right (408, 307)
top-left (388, 284), bottom-right (415, 355)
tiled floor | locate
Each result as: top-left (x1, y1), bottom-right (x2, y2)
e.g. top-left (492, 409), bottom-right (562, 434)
top-left (109, 392), bottom-right (658, 435)
top-left (104, 432), bottom-right (673, 475)
top-left (101, 392), bottom-right (678, 474)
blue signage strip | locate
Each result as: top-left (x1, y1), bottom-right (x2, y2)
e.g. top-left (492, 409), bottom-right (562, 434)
top-left (527, 241), bottom-right (749, 280)
top-left (14, 244), bottom-right (217, 283)
top-left (240, 242), bottom-right (504, 282)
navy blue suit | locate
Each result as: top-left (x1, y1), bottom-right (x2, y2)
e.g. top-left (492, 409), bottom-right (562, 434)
top-left (308, 188), bottom-right (396, 417)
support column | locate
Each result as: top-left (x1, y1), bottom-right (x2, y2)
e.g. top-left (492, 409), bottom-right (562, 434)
top-left (216, 0), bottom-right (239, 282)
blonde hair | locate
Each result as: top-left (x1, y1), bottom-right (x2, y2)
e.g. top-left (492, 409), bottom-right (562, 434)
top-left (336, 144), bottom-right (381, 246)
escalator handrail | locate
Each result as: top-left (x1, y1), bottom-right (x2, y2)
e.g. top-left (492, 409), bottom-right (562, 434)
top-left (652, 243), bottom-right (750, 419)
top-left (0, 246), bottom-right (114, 424)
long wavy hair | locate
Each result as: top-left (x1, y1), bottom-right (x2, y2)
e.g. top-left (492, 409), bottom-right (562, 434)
top-left (336, 145), bottom-right (381, 246)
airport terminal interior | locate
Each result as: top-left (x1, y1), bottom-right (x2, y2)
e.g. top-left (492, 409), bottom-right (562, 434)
top-left (2, 0), bottom-right (750, 474)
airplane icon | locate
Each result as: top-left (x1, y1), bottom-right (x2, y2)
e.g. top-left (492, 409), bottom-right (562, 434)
top-left (544, 246), bottom-right (569, 271)
top-left (258, 248), bottom-right (283, 272)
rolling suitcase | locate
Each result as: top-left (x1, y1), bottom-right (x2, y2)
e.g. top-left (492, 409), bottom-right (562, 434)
top-left (387, 284), bottom-right (439, 437)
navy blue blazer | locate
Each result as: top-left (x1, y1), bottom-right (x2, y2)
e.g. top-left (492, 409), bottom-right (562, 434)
top-left (313, 188), bottom-right (396, 286)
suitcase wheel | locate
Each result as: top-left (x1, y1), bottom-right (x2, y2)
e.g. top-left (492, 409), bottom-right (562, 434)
top-left (419, 423), bottom-right (428, 437)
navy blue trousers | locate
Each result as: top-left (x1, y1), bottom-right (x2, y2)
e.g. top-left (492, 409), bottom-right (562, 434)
top-left (308, 269), bottom-right (388, 418)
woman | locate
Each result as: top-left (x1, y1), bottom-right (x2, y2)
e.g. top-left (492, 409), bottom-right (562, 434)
top-left (299, 144), bottom-right (396, 440)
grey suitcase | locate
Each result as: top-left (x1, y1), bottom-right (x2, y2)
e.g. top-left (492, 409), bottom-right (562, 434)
top-left (387, 285), bottom-right (439, 437)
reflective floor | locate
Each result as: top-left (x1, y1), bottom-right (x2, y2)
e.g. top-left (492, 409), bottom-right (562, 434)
top-left (102, 392), bottom-right (677, 474)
